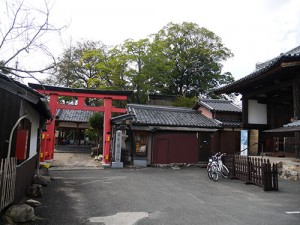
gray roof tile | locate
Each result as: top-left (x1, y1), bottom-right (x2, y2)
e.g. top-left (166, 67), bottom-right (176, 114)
top-left (198, 99), bottom-right (242, 112)
top-left (56, 109), bottom-right (94, 123)
top-left (126, 104), bottom-right (220, 128)
top-left (284, 120), bottom-right (300, 127)
top-left (217, 119), bottom-right (241, 127)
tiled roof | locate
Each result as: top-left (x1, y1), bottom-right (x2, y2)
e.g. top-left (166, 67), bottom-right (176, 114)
top-left (56, 109), bottom-right (94, 123)
top-left (284, 120), bottom-right (300, 127)
top-left (215, 45), bottom-right (300, 94)
top-left (217, 119), bottom-right (241, 127)
top-left (198, 99), bottom-right (242, 112)
top-left (126, 104), bottom-right (220, 128)
top-left (255, 45), bottom-right (300, 70)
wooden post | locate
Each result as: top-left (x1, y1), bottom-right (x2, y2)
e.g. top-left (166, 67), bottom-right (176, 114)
top-left (44, 93), bottom-right (57, 160)
top-left (293, 78), bottom-right (300, 158)
top-left (242, 97), bottom-right (248, 127)
top-left (293, 79), bottom-right (300, 118)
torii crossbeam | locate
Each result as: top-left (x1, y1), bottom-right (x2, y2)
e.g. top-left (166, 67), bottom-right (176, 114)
top-left (28, 83), bottom-right (132, 165)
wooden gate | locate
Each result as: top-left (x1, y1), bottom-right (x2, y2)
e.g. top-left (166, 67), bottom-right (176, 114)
top-left (226, 155), bottom-right (278, 191)
top-left (0, 157), bottom-right (17, 212)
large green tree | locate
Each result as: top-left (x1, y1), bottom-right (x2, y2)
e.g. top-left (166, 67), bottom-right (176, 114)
top-left (44, 22), bottom-right (234, 103)
top-left (120, 38), bottom-right (174, 103)
top-left (84, 46), bottom-right (130, 91)
top-left (152, 22), bottom-right (234, 98)
top-left (45, 40), bottom-right (107, 89)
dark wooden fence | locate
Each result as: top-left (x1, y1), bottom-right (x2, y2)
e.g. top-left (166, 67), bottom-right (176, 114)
top-left (226, 155), bottom-right (278, 191)
top-left (14, 154), bottom-right (38, 204)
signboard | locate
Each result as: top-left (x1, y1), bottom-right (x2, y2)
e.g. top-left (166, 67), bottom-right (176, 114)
top-left (114, 130), bottom-right (122, 162)
top-left (241, 130), bottom-right (248, 156)
top-left (112, 130), bottom-right (123, 168)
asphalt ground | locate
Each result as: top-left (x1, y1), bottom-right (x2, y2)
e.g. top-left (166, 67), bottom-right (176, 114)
top-left (29, 166), bottom-right (300, 225)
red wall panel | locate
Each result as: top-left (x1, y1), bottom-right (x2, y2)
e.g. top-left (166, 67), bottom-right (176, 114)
top-left (15, 129), bottom-right (29, 160)
top-left (153, 132), bottom-right (198, 164)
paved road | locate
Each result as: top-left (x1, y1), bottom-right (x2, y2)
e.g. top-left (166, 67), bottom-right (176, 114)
top-left (32, 167), bottom-right (300, 225)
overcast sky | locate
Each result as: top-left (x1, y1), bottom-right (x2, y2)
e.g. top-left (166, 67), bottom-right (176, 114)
top-left (5, 0), bottom-right (300, 82)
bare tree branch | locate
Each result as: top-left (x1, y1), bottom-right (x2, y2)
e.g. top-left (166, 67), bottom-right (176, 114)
top-left (0, 0), bottom-right (23, 49)
top-left (1, 64), bottom-right (54, 74)
top-left (0, 0), bottom-right (66, 78)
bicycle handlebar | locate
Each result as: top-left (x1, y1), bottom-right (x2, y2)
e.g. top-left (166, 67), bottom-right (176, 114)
top-left (210, 152), bottom-right (226, 161)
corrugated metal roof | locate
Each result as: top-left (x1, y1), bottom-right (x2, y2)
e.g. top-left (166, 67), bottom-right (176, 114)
top-left (56, 109), bottom-right (94, 123)
top-left (198, 99), bottom-right (242, 112)
top-left (126, 104), bottom-right (220, 128)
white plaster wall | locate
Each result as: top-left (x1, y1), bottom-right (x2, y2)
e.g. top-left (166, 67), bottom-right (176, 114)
top-left (248, 100), bottom-right (267, 124)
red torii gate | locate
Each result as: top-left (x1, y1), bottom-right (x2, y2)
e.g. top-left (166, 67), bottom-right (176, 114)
top-left (28, 83), bottom-right (132, 164)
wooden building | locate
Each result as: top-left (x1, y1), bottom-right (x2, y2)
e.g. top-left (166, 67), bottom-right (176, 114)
top-left (215, 45), bottom-right (300, 157)
top-left (55, 109), bottom-right (94, 146)
top-left (193, 99), bottom-right (242, 154)
top-left (112, 104), bottom-right (220, 166)
top-left (0, 74), bottom-right (51, 211)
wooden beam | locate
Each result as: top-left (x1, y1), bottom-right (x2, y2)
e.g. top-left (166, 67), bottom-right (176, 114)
top-left (281, 61), bottom-right (300, 67)
top-left (243, 79), bottom-right (293, 98)
top-left (293, 78), bottom-right (300, 118)
top-left (37, 90), bottom-right (129, 100)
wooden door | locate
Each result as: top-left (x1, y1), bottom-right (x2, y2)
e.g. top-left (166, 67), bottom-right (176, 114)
top-left (198, 132), bottom-right (211, 162)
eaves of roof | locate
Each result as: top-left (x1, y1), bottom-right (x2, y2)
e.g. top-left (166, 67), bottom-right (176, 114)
top-left (0, 74), bottom-right (52, 119)
top-left (131, 125), bottom-right (218, 132)
top-left (111, 114), bottom-right (134, 124)
top-left (263, 126), bottom-right (300, 133)
top-left (214, 52), bottom-right (300, 94)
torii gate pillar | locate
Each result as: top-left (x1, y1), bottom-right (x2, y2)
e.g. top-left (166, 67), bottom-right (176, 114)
top-left (103, 98), bottom-right (112, 164)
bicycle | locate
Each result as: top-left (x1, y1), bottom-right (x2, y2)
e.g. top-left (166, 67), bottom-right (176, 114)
top-left (207, 152), bottom-right (230, 181)
top-left (207, 152), bottom-right (220, 179)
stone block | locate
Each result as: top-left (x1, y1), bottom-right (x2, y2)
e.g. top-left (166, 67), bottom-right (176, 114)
top-left (112, 162), bottom-right (123, 168)
top-left (133, 160), bottom-right (147, 167)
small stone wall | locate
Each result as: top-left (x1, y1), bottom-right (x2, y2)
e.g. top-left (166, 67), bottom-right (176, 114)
top-left (277, 161), bottom-right (300, 181)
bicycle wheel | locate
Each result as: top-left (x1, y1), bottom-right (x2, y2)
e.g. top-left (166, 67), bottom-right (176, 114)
top-left (209, 165), bottom-right (218, 181)
top-left (207, 162), bottom-right (212, 179)
top-left (221, 165), bottom-right (230, 178)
